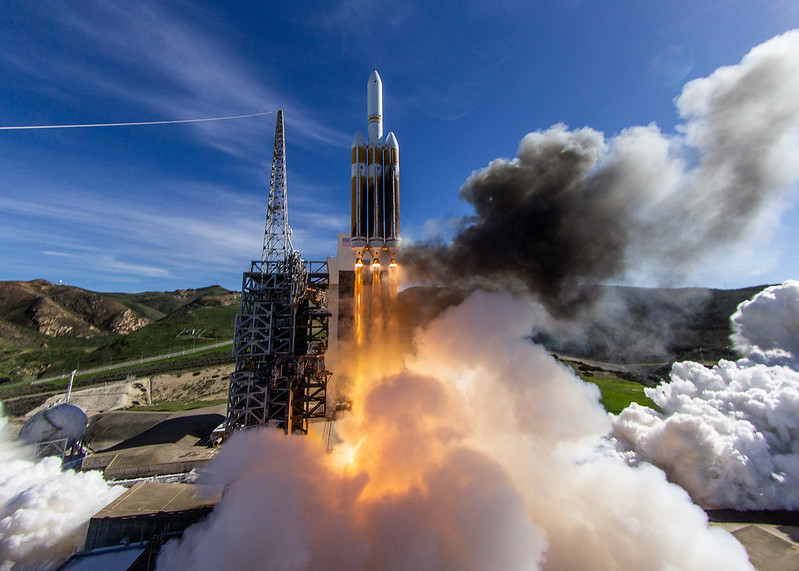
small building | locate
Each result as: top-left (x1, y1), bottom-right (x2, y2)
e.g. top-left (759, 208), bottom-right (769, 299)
top-left (83, 482), bottom-right (222, 551)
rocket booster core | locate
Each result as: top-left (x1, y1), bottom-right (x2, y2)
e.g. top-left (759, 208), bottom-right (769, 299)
top-left (384, 131), bottom-right (400, 262)
top-left (351, 131), bottom-right (367, 260)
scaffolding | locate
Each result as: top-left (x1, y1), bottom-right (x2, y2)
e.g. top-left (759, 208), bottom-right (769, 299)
top-left (225, 111), bottom-right (331, 435)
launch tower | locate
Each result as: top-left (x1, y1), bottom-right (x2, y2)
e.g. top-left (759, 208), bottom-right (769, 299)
top-left (225, 110), bottom-right (331, 435)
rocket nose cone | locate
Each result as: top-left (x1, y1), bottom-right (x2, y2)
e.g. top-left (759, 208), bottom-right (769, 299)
top-left (369, 69), bottom-right (382, 86)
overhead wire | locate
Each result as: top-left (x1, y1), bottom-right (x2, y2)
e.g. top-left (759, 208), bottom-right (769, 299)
top-left (0, 111), bottom-right (274, 130)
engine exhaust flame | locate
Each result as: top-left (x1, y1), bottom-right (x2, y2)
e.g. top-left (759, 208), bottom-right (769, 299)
top-left (370, 262), bottom-right (384, 339)
top-left (354, 262), bottom-right (365, 347)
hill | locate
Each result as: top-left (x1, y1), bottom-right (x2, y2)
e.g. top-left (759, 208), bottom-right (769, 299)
top-left (1, 279), bottom-right (770, 417)
top-left (397, 284), bottom-right (768, 367)
top-left (528, 285), bottom-right (768, 364)
top-left (0, 280), bottom-right (239, 382)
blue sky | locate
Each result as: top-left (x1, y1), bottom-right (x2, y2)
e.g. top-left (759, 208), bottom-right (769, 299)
top-left (1, 1), bottom-right (798, 293)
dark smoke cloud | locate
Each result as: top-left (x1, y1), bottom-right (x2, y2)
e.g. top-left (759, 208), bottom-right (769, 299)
top-left (404, 30), bottom-right (799, 317)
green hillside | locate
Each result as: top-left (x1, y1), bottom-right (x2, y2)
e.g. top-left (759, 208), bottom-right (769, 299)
top-left (86, 302), bottom-right (239, 367)
top-left (0, 280), bottom-right (239, 382)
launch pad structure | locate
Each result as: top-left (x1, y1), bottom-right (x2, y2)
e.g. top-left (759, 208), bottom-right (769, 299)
top-left (225, 110), bottom-right (331, 435)
top-left (225, 70), bottom-right (399, 435)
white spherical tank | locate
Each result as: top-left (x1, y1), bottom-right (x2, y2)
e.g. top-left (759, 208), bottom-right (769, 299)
top-left (18, 403), bottom-right (88, 447)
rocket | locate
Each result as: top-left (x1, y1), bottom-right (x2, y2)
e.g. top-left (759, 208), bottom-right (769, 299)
top-left (351, 70), bottom-right (400, 266)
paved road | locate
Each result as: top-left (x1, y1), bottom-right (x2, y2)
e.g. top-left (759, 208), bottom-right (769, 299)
top-left (552, 353), bottom-right (672, 382)
top-left (32, 340), bottom-right (233, 385)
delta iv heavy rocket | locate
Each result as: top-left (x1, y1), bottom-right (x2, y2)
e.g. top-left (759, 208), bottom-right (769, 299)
top-left (351, 70), bottom-right (400, 266)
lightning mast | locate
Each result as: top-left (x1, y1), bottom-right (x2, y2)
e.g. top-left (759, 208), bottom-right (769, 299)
top-left (262, 110), bottom-right (293, 264)
top-left (225, 110), bottom-right (331, 435)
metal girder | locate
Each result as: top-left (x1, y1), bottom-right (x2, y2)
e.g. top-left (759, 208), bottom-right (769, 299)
top-left (225, 259), bottom-right (331, 434)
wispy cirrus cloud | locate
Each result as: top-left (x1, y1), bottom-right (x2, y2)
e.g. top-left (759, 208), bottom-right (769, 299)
top-left (0, 1), bottom-right (355, 291)
top-left (42, 250), bottom-right (170, 279)
top-left (1, 173), bottom-right (341, 288)
top-left (2, 1), bottom-right (348, 154)
top-left (1, 180), bottom-right (257, 285)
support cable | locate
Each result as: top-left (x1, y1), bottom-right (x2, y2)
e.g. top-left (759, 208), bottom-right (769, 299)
top-left (0, 111), bottom-right (274, 130)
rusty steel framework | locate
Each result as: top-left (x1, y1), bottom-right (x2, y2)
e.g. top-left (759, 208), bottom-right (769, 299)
top-left (225, 111), bottom-right (331, 435)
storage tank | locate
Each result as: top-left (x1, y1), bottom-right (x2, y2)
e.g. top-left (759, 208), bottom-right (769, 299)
top-left (18, 403), bottom-right (88, 452)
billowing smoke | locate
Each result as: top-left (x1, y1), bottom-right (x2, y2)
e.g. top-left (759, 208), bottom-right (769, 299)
top-left (528, 285), bottom-right (716, 363)
top-left (0, 406), bottom-right (124, 568)
top-left (159, 292), bottom-right (751, 570)
top-left (612, 281), bottom-right (799, 509)
top-left (404, 30), bottom-right (799, 317)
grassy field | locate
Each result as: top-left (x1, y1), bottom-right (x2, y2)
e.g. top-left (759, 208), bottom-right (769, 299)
top-left (58, 304), bottom-right (238, 374)
top-left (565, 360), bottom-right (658, 414)
top-left (588, 375), bottom-right (657, 414)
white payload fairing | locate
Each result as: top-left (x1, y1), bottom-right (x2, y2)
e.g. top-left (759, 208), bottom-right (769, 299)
top-left (351, 70), bottom-right (400, 265)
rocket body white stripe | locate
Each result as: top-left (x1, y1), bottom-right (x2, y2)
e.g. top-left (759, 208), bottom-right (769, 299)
top-left (367, 70), bottom-right (383, 144)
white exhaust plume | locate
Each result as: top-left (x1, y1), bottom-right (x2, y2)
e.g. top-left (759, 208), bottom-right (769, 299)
top-left (612, 281), bottom-right (799, 509)
top-left (730, 280), bottom-right (799, 366)
top-left (159, 292), bottom-right (751, 570)
top-left (0, 407), bottom-right (124, 568)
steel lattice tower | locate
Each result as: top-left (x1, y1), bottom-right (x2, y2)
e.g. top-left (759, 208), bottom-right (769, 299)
top-left (262, 109), bottom-right (293, 264)
top-left (225, 111), bottom-right (331, 436)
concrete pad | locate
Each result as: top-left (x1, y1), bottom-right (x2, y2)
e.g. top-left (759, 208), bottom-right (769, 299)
top-left (731, 525), bottom-right (799, 571)
top-left (84, 405), bottom-right (225, 451)
top-left (92, 482), bottom-right (222, 518)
